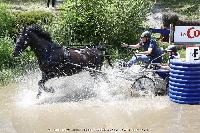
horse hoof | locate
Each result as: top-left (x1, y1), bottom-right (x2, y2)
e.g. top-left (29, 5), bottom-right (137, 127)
top-left (36, 91), bottom-right (42, 99)
top-left (36, 94), bottom-right (40, 99)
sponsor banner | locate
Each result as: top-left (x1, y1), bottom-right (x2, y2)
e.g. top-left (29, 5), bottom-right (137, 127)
top-left (186, 47), bottom-right (200, 62)
top-left (174, 26), bottom-right (200, 44)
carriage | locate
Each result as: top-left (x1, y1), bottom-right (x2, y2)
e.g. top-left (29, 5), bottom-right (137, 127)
top-left (116, 53), bottom-right (169, 97)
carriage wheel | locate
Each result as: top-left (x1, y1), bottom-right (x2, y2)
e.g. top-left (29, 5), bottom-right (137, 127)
top-left (131, 76), bottom-right (155, 97)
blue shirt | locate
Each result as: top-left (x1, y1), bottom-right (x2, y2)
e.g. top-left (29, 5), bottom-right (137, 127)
top-left (140, 39), bottom-right (162, 59)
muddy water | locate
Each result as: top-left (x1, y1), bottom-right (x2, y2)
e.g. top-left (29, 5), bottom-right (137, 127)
top-left (0, 68), bottom-right (200, 133)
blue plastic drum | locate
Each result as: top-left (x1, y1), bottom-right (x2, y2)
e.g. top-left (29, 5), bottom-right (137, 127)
top-left (170, 69), bottom-right (200, 75)
top-left (169, 59), bottom-right (200, 104)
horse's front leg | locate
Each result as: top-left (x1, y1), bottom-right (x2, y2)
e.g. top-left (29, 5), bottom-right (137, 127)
top-left (37, 73), bottom-right (54, 98)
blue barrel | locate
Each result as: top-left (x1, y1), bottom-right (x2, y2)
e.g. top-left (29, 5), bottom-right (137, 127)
top-left (169, 59), bottom-right (200, 104)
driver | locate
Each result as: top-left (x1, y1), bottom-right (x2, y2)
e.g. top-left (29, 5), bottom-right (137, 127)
top-left (121, 31), bottom-right (162, 67)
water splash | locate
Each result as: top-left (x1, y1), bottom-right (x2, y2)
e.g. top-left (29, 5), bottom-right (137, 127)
top-left (13, 63), bottom-right (160, 105)
top-left (16, 89), bottom-right (37, 107)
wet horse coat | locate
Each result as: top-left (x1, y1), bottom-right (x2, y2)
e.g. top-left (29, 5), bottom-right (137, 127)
top-left (13, 25), bottom-right (112, 98)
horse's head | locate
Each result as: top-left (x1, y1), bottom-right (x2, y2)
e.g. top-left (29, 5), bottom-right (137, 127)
top-left (13, 26), bottom-right (31, 57)
top-left (13, 24), bottom-right (52, 57)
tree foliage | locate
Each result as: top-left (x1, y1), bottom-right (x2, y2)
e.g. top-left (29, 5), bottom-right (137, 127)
top-left (50, 0), bottom-right (152, 47)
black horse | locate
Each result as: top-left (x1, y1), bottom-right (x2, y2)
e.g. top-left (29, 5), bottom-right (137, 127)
top-left (13, 25), bottom-right (112, 98)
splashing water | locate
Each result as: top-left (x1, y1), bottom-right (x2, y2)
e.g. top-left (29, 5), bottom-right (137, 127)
top-left (13, 63), bottom-right (152, 106)
top-left (13, 63), bottom-right (160, 105)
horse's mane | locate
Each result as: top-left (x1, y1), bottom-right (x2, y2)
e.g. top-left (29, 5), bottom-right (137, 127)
top-left (27, 24), bottom-right (53, 42)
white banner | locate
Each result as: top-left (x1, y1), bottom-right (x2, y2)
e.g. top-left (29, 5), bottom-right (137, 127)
top-left (174, 26), bottom-right (200, 44)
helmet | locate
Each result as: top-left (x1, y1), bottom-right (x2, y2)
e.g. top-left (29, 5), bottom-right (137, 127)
top-left (141, 31), bottom-right (151, 38)
top-left (166, 45), bottom-right (177, 52)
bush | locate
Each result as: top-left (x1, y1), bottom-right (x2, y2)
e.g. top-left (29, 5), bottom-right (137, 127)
top-left (0, 68), bottom-right (15, 85)
top-left (14, 10), bottom-right (53, 38)
top-left (0, 3), bottom-right (16, 37)
top-left (14, 10), bottom-right (53, 26)
top-left (0, 37), bottom-right (14, 70)
top-left (0, 3), bottom-right (53, 38)
top-left (49, 0), bottom-right (152, 48)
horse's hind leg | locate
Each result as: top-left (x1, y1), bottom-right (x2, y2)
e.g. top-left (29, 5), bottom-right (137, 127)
top-left (37, 73), bottom-right (54, 98)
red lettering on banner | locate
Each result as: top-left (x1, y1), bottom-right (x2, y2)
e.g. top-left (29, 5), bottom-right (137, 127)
top-left (194, 30), bottom-right (200, 37)
top-left (186, 27), bottom-right (200, 39)
top-left (187, 27), bottom-right (194, 38)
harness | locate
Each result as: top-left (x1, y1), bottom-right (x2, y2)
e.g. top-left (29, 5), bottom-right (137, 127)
top-left (46, 45), bottom-right (70, 65)
top-left (45, 45), bottom-right (105, 74)
top-left (62, 47), bottom-right (88, 67)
